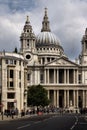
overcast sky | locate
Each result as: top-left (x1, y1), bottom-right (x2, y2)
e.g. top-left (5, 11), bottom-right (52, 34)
top-left (0, 0), bottom-right (87, 60)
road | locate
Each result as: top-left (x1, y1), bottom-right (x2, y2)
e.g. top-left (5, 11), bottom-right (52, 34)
top-left (0, 113), bottom-right (87, 130)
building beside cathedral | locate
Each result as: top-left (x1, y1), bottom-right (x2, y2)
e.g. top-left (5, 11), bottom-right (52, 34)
top-left (0, 8), bottom-right (87, 113)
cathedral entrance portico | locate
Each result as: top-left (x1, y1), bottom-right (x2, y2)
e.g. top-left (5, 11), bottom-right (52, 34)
top-left (48, 89), bottom-right (87, 111)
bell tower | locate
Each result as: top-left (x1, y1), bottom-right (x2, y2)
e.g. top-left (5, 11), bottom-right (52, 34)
top-left (20, 16), bottom-right (36, 54)
top-left (20, 16), bottom-right (38, 65)
top-left (80, 28), bottom-right (87, 65)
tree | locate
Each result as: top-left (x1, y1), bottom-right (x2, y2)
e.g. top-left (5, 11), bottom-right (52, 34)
top-left (27, 84), bottom-right (50, 107)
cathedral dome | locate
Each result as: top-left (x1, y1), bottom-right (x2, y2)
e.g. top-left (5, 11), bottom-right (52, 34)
top-left (36, 31), bottom-right (60, 45)
top-left (36, 8), bottom-right (60, 46)
top-left (36, 8), bottom-right (66, 59)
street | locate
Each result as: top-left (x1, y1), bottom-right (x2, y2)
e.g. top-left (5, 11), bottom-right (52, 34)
top-left (0, 113), bottom-right (87, 130)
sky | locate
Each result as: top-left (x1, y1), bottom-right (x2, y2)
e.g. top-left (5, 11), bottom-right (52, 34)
top-left (0, 0), bottom-right (87, 60)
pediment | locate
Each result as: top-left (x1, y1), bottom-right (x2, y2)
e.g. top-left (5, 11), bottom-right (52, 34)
top-left (45, 57), bottom-right (79, 67)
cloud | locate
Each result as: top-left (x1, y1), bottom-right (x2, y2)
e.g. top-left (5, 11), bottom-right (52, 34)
top-left (0, 0), bottom-right (87, 60)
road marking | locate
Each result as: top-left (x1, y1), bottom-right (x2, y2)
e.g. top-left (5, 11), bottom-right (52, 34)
top-left (79, 122), bottom-right (87, 125)
top-left (34, 121), bottom-right (41, 124)
top-left (70, 116), bottom-right (78, 130)
top-left (17, 124), bottom-right (30, 129)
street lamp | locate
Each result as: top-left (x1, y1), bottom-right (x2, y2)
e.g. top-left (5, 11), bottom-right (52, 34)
top-left (24, 89), bottom-right (27, 113)
top-left (1, 83), bottom-right (4, 120)
top-left (1, 101), bottom-right (4, 120)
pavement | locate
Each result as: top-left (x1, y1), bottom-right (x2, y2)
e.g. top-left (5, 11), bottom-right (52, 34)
top-left (0, 114), bottom-right (34, 121)
top-left (0, 112), bottom-right (53, 121)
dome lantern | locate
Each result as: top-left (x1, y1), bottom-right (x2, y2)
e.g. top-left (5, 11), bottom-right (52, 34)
top-left (41, 8), bottom-right (51, 32)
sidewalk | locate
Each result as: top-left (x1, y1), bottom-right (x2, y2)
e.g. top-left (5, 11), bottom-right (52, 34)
top-left (0, 113), bottom-right (33, 121)
top-left (0, 113), bottom-right (38, 121)
top-left (0, 112), bottom-right (62, 121)
top-left (0, 114), bottom-right (21, 121)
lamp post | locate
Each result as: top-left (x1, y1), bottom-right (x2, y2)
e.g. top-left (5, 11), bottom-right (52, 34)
top-left (24, 89), bottom-right (27, 113)
top-left (1, 102), bottom-right (4, 120)
top-left (0, 80), bottom-right (3, 120)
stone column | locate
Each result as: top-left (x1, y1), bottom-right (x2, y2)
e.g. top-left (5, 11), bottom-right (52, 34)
top-left (67, 90), bottom-right (69, 108)
top-left (64, 69), bottom-right (66, 84)
top-left (73, 69), bottom-right (75, 84)
top-left (56, 90), bottom-right (59, 108)
top-left (83, 90), bottom-right (85, 108)
top-left (86, 90), bottom-right (87, 108)
top-left (64, 90), bottom-right (66, 108)
top-left (41, 58), bottom-right (42, 64)
top-left (57, 69), bottom-right (59, 83)
top-left (54, 90), bottom-right (56, 106)
top-left (73, 90), bottom-right (76, 108)
top-left (76, 90), bottom-right (78, 108)
top-left (44, 69), bottom-right (46, 84)
top-left (67, 69), bottom-right (69, 84)
top-left (45, 57), bottom-right (47, 64)
top-left (77, 70), bottom-right (78, 84)
top-left (48, 90), bottom-right (50, 100)
top-left (48, 69), bottom-right (49, 84)
top-left (54, 69), bottom-right (56, 83)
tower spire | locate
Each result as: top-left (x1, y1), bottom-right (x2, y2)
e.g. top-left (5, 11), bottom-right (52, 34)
top-left (41, 8), bottom-right (51, 32)
top-left (20, 16), bottom-right (36, 53)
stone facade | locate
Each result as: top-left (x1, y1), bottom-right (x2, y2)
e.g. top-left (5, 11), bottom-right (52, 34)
top-left (0, 8), bottom-right (87, 112)
top-left (0, 53), bottom-right (27, 112)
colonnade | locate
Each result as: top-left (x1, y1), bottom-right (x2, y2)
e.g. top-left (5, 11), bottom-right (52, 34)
top-left (44, 68), bottom-right (79, 84)
top-left (48, 89), bottom-right (87, 109)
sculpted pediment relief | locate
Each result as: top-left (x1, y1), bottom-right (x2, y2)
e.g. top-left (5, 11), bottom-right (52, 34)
top-left (46, 57), bottom-right (78, 67)
top-left (56, 59), bottom-right (71, 65)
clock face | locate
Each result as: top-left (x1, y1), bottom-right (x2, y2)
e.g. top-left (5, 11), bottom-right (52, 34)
top-left (26, 54), bottom-right (31, 60)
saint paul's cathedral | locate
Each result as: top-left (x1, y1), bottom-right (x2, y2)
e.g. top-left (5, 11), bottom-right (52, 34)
top-left (0, 8), bottom-right (87, 113)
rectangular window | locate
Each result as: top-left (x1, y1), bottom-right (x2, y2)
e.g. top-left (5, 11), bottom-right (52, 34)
top-left (6, 60), bottom-right (8, 64)
top-left (10, 60), bottom-right (13, 64)
top-left (40, 74), bottom-right (44, 83)
top-left (79, 74), bottom-right (81, 84)
top-left (19, 61), bottom-right (21, 65)
top-left (7, 81), bottom-right (9, 87)
top-left (27, 40), bottom-right (29, 46)
top-left (40, 70), bottom-right (44, 83)
top-left (14, 60), bottom-right (16, 65)
top-left (7, 69), bottom-right (9, 78)
top-left (7, 93), bottom-right (15, 99)
top-left (27, 39), bottom-right (29, 42)
top-left (10, 81), bottom-right (14, 87)
top-left (10, 70), bottom-right (14, 78)
top-left (19, 71), bottom-right (21, 79)
top-left (27, 73), bottom-right (30, 81)
top-left (19, 82), bottom-right (21, 88)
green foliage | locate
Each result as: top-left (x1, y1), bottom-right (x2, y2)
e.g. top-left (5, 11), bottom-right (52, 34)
top-left (27, 84), bottom-right (50, 107)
